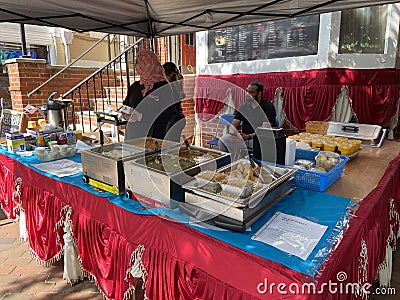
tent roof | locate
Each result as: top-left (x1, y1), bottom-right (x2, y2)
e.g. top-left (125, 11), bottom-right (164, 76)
top-left (0, 0), bottom-right (398, 36)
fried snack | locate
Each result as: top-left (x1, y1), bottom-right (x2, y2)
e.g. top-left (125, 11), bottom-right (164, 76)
top-left (196, 170), bottom-right (226, 182)
top-left (221, 176), bottom-right (254, 198)
top-left (221, 177), bottom-right (252, 187)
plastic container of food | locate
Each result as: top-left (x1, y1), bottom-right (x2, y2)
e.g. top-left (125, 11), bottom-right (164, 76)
top-left (323, 140), bottom-right (337, 152)
top-left (337, 142), bottom-right (353, 156)
top-left (348, 139), bottom-right (362, 152)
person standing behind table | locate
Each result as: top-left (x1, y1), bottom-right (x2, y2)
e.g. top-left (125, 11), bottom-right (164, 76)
top-left (163, 62), bottom-right (186, 143)
top-left (122, 50), bottom-right (177, 141)
top-left (218, 81), bottom-right (276, 157)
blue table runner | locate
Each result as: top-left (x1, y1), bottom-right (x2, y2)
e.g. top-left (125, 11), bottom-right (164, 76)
top-left (1, 148), bottom-right (354, 277)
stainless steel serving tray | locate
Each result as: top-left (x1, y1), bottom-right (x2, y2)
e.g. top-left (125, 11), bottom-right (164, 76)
top-left (125, 137), bottom-right (180, 151)
top-left (327, 122), bottom-right (386, 147)
top-left (183, 159), bottom-right (296, 208)
top-left (86, 143), bottom-right (148, 161)
top-left (124, 146), bottom-right (231, 208)
top-left (81, 142), bottom-right (150, 195)
top-left (166, 146), bottom-right (226, 163)
top-left (135, 153), bottom-right (197, 175)
top-left (124, 153), bottom-right (201, 208)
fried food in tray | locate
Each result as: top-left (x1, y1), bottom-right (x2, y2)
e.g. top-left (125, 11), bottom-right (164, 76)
top-left (224, 160), bottom-right (275, 184)
top-left (193, 160), bottom-right (277, 199)
top-left (196, 170), bottom-right (226, 182)
top-left (195, 171), bottom-right (226, 193)
top-left (220, 176), bottom-right (254, 198)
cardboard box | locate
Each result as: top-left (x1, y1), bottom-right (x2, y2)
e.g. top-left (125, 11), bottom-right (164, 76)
top-left (5, 132), bottom-right (26, 153)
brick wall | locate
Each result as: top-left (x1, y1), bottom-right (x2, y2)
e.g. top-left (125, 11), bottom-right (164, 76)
top-left (6, 58), bottom-right (100, 122)
top-left (5, 58), bottom-right (198, 142)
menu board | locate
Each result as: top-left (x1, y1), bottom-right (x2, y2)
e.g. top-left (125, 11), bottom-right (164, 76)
top-left (208, 15), bottom-right (320, 64)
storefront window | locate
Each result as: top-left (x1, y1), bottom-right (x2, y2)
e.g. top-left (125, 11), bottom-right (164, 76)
top-left (0, 43), bottom-right (48, 62)
top-left (339, 5), bottom-right (387, 54)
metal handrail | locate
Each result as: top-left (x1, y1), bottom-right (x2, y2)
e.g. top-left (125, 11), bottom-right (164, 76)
top-left (27, 33), bottom-right (111, 97)
top-left (61, 37), bottom-right (144, 99)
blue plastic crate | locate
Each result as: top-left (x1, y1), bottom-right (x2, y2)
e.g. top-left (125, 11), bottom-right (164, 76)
top-left (294, 149), bottom-right (350, 192)
top-left (295, 148), bottom-right (321, 161)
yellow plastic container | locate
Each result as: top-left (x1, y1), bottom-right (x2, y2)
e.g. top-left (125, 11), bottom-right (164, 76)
top-left (37, 119), bottom-right (46, 128)
top-left (311, 139), bottom-right (324, 149)
top-left (288, 135), bottom-right (299, 141)
top-left (349, 139), bottom-right (362, 151)
top-left (323, 141), bottom-right (337, 152)
top-left (335, 137), bottom-right (348, 143)
top-left (300, 138), bottom-right (312, 145)
top-left (337, 142), bottom-right (353, 156)
top-left (74, 130), bottom-right (83, 141)
top-left (299, 132), bottom-right (312, 138)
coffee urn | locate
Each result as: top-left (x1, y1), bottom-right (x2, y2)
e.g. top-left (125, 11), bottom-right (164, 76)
top-left (46, 92), bottom-right (66, 129)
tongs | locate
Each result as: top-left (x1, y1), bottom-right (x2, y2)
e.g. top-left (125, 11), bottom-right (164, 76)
top-left (249, 154), bottom-right (279, 181)
top-left (154, 140), bottom-right (161, 152)
top-left (154, 141), bottom-right (161, 164)
top-left (248, 155), bottom-right (264, 184)
top-left (181, 134), bottom-right (190, 150)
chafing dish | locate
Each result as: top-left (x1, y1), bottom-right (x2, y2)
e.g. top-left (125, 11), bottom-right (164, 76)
top-left (180, 159), bottom-right (296, 231)
top-left (327, 122), bottom-right (386, 147)
top-left (125, 137), bottom-right (179, 151)
top-left (166, 145), bottom-right (230, 169)
top-left (124, 147), bottom-right (231, 208)
top-left (81, 142), bottom-right (148, 195)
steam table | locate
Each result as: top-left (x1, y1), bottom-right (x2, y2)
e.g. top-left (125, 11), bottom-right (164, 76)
top-left (0, 140), bottom-right (399, 299)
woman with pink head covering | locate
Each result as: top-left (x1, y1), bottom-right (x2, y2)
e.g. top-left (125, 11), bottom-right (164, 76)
top-left (123, 49), bottom-right (177, 140)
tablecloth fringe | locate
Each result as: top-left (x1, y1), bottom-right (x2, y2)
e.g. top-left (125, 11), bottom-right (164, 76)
top-left (124, 244), bottom-right (149, 300)
top-left (29, 247), bottom-right (63, 267)
top-left (80, 269), bottom-right (110, 300)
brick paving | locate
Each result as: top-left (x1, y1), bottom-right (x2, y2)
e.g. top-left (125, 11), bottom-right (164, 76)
top-left (0, 210), bottom-right (103, 300)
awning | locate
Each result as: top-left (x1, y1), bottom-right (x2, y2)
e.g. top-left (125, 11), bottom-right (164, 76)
top-left (0, 0), bottom-right (398, 36)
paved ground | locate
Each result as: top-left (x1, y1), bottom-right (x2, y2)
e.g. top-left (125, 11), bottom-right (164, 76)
top-left (0, 208), bottom-right (398, 300)
top-left (0, 209), bottom-right (103, 300)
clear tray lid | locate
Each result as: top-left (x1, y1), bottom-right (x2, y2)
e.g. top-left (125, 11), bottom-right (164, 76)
top-left (327, 122), bottom-right (382, 140)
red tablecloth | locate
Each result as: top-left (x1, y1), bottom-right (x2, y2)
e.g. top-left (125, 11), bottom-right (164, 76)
top-left (0, 143), bottom-right (399, 300)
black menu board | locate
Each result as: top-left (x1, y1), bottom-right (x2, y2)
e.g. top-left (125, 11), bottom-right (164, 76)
top-left (208, 15), bottom-right (320, 64)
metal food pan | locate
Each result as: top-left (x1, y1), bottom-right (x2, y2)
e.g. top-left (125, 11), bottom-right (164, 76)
top-left (125, 137), bottom-right (180, 151)
top-left (124, 153), bottom-right (202, 208)
top-left (87, 143), bottom-right (147, 160)
top-left (167, 146), bottom-right (231, 170)
top-left (183, 159), bottom-right (296, 207)
top-left (327, 122), bottom-right (385, 146)
top-left (81, 142), bottom-right (149, 195)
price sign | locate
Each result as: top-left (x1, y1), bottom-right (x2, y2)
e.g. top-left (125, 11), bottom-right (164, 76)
top-left (0, 109), bottom-right (26, 137)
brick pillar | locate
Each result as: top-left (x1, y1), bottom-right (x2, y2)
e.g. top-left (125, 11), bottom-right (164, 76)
top-left (181, 75), bottom-right (196, 142)
top-left (5, 58), bottom-right (97, 126)
top-left (5, 58), bottom-right (47, 122)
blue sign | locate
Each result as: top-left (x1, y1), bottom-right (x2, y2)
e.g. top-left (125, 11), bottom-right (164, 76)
top-left (0, 49), bottom-right (37, 61)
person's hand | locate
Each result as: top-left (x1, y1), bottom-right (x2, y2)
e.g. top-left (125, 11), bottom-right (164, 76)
top-left (240, 133), bottom-right (253, 140)
top-left (121, 112), bottom-right (130, 121)
top-left (128, 110), bottom-right (143, 122)
top-left (228, 132), bottom-right (242, 142)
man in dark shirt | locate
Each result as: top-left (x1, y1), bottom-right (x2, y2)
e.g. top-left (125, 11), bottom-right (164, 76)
top-left (218, 81), bottom-right (276, 157)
